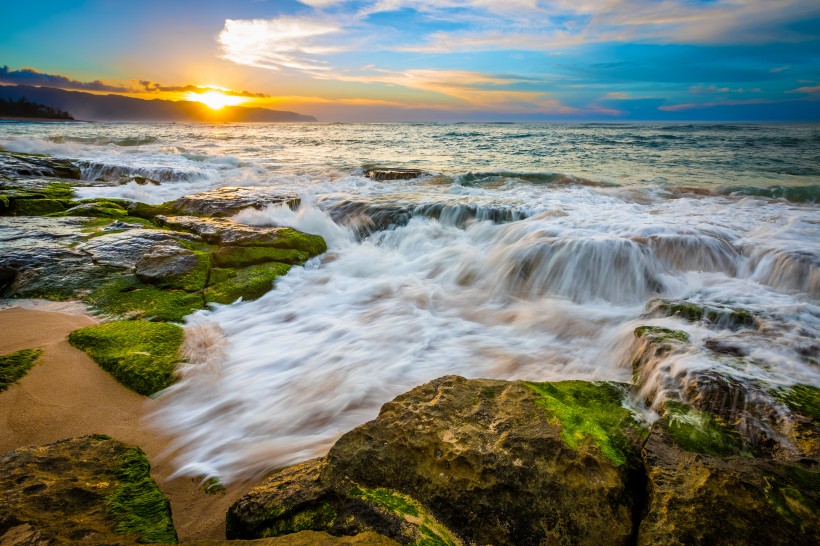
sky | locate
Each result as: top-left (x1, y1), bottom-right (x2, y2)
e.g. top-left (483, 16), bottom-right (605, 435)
top-left (1, 0), bottom-right (820, 121)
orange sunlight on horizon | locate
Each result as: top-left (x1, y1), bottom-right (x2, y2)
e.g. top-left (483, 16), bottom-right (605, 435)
top-left (185, 90), bottom-right (246, 110)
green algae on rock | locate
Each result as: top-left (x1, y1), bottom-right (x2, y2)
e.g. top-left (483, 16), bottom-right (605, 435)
top-left (526, 380), bottom-right (647, 466)
top-left (774, 384), bottom-right (820, 422)
top-left (0, 348), bottom-right (42, 392)
top-left (206, 262), bottom-right (292, 304)
top-left (226, 458), bottom-right (460, 545)
top-left (68, 320), bottom-right (184, 396)
top-left (214, 245), bottom-right (310, 268)
top-left (634, 325), bottom-right (689, 343)
top-left (660, 400), bottom-right (750, 457)
top-left (650, 299), bottom-right (756, 329)
top-left (88, 276), bottom-right (206, 322)
top-left (107, 447), bottom-right (178, 544)
top-left (0, 435), bottom-right (177, 545)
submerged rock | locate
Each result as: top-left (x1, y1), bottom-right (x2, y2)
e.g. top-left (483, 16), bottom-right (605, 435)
top-left (364, 168), bottom-right (424, 181)
top-left (0, 435), bottom-right (176, 545)
top-left (229, 376), bottom-right (647, 546)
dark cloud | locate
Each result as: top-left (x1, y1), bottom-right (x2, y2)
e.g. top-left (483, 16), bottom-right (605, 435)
top-left (0, 65), bottom-right (130, 92)
top-left (137, 80), bottom-right (269, 98)
top-left (0, 66), bottom-right (269, 98)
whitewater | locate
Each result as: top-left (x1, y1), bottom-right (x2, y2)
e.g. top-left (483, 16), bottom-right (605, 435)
top-left (1, 121), bottom-right (818, 482)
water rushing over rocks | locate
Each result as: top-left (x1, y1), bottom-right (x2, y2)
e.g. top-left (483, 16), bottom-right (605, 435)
top-left (1, 122), bottom-right (818, 482)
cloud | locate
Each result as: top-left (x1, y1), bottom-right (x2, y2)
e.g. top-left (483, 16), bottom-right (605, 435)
top-left (0, 65), bottom-right (129, 92)
top-left (659, 99), bottom-right (772, 111)
top-left (218, 17), bottom-right (343, 71)
top-left (136, 81), bottom-right (269, 97)
top-left (787, 85), bottom-right (820, 94)
top-left (770, 65), bottom-right (791, 73)
top-left (689, 85), bottom-right (763, 95)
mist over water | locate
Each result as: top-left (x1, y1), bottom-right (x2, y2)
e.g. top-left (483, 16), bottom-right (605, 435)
top-left (2, 122), bottom-right (818, 481)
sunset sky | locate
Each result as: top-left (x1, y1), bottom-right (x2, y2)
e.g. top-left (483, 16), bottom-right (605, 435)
top-left (2, 0), bottom-right (820, 121)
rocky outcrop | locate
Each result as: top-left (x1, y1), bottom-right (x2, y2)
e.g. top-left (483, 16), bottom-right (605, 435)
top-left (187, 530), bottom-right (400, 545)
top-left (0, 435), bottom-right (176, 545)
top-left (171, 187), bottom-right (300, 217)
top-left (639, 427), bottom-right (819, 545)
top-left (135, 242), bottom-right (201, 284)
top-left (155, 216), bottom-right (327, 252)
top-left (229, 373), bottom-right (820, 546)
top-left (364, 168), bottom-right (424, 181)
top-left (0, 152), bottom-right (80, 180)
top-left (229, 376), bottom-right (648, 546)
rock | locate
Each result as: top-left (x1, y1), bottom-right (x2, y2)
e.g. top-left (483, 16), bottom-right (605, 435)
top-left (0, 435), bottom-right (177, 545)
top-left (0, 217), bottom-right (115, 299)
top-left (78, 229), bottom-right (196, 269)
top-left (227, 458), bottom-right (461, 545)
top-left (0, 151), bottom-right (80, 180)
top-left (187, 530), bottom-right (400, 545)
top-left (135, 242), bottom-right (200, 284)
top-left (638, 427), bottom-right (820, 546)
top-left (648, 299), bottom-right (756, 330)
top-left (229, 376), bottom-right (648, 545)
top-left (317, 193), bottom-right (528, 235)
top-left (172, 187), bottom-right (300, 217)
top-left (156, 216), bottom-right (327, 254)
top-left (69, 320), bottom-right (184, 396)
top-left (364, 168), bottom-right (424, 181)
top-left (205, 262), bottom-right (292, 304)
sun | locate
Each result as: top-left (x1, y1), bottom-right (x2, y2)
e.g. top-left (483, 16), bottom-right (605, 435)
top-left (186, 90), bottom-right (245, 110)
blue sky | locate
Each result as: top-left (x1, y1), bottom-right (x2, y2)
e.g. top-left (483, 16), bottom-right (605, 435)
top-left (1, 0), bottom-right (819, 120)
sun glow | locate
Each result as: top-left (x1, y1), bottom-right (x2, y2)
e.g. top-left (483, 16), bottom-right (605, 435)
top-left (186, 90), bottom-right (245, 110)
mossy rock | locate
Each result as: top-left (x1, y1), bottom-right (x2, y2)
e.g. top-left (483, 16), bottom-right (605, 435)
top-left (634, 325), bottom-right (689, 343)
top-left (205, 262), bottom-right (292, 304)
top-left (87, 276), bottom-right (206, 322)
top-left (12, 198), bottom-right (69, 215)
top-left (0, 348), bottom-right (42, 392)
top-left (660, 400), bottom-right (750, 457)
top-left (68, 320), bottom-right (184, 396)
top-left (0, 435), bottom-right (177, 544)
top-left (52, 199), bottom-right (131, 218)
top-left (774, 384), bottom-right (820, 423)
top-left (127, 201), bottom-right (181, 220)
top-left (653, 300), bottom-right (755, 329)
top-left (526, 380), bottom-right (647, 466)
top-left (214, 245), bottom-right (310, 268)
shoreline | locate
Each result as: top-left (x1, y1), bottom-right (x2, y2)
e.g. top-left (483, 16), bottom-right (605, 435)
top-left (0, 306), bottom-right (257, 541)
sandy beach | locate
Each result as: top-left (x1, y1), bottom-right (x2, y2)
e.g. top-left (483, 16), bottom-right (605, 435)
top-left (0, 306), bottom-right (255, 541)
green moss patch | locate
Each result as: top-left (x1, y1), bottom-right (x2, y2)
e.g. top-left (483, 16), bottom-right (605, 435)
top-left (774, 385), bottom-right (820, 423)
top-left (654, 300), bottom-right (755, 329)
top-left (262, 228), bottom-right (328, 256)
top-left (151, 250), bottom-right (212, 293)
top-left (260, 503), bottom-right (336, 538)
top-left (127, 201), bottom-right (181, 220)
top-left (13, 198), bottom-right (68, 215)
top-left (661, 400), bottom-right (750, 457)
top-left (634, 326), bottom-right (689, 343)
top-left (107, 447), bottom-right (178, 543)
top-left (214, 245), bottom-right (309, 268)
top-left (348, 486), bottom-right (459, 546)
top-left (0, 348), bottom-right (42, 392)
top-left (526, 381), bottom-right (646, 466)
top-left (765, 465), bottom-right (820, 532)
top-left (88, 276), bottom-right (205, 322)
top-left (52, 199), bottom-right (130, 218)
top-left (205, 262), bottom-right (292, 304)
top-left (68, 320), bottom-right (184, 396)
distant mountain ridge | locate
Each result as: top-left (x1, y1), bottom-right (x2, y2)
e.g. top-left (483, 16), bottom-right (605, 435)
top-left (0, 85), bottom-right (317, 122)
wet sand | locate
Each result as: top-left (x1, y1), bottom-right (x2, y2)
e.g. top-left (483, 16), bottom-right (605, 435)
top-left (0, 307), bottom-right (255, 541)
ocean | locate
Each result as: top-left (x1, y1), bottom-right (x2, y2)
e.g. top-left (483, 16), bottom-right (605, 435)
top-left (1, 121), bottom-right (818, 481)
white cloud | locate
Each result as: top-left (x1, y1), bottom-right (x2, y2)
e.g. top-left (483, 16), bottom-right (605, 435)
top-left (218, 17), bottom-right (343, 71)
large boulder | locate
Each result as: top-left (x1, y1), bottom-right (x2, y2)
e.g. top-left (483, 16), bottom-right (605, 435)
top-left (638, 427), bottom-right (820, 546)
top-left (0, 151), bottom-right (80, 180)
top-left (172, 187), bottom-right (300, 217)
top-left (0, 435), bottom-right (177, 545)
top-left (364, 168), bottom-right (424, 181)
top-left (229, 376), bottom-right (648, 546)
